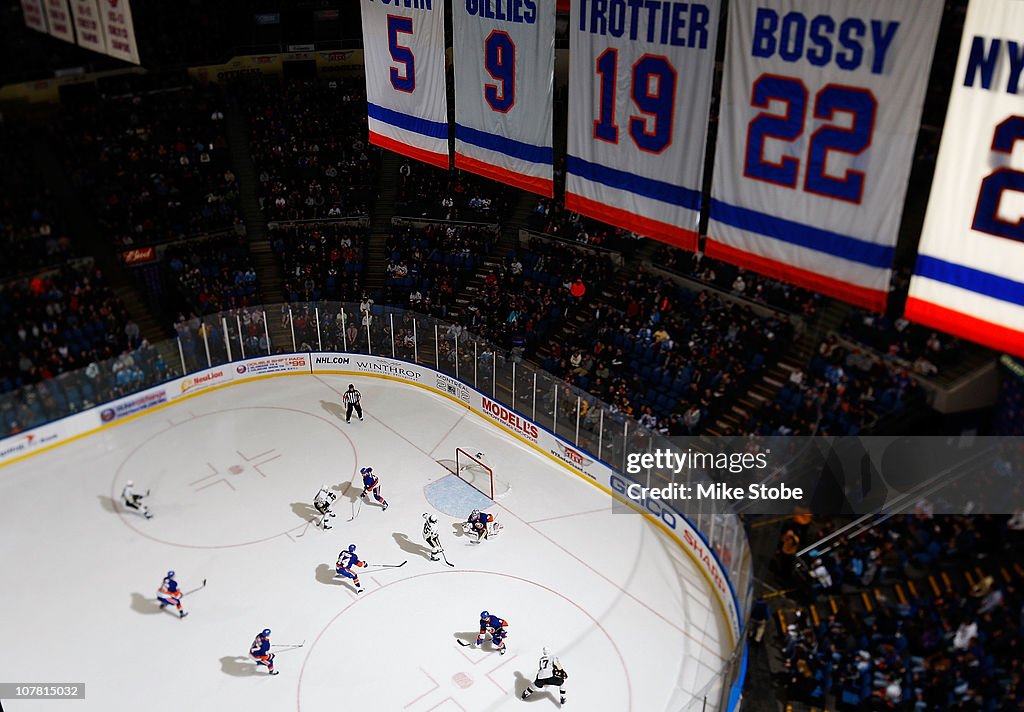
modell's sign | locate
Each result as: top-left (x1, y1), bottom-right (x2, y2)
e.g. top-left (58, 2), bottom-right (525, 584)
top-left (180, 369), bottom-right (227, 394)
top-left (122, 246), bottom-right (156, 265)
top-left (481, 397), bottom-right (538, 442)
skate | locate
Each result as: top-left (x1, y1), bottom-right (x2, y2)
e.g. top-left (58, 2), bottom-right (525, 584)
top-left (382, 502), bottom-right (389, 511)
top-left (179, 611), bottom-right (188, 619)
top-left (268, 670), bottom-right (279, 676)
top-left (521, 690), bottom-right (532, 700)
top-left (430, 555), bottom-right (440, 561)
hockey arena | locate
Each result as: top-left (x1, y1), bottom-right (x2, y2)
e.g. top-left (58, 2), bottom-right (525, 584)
top-left (0, 368), bottom-right (738, 711)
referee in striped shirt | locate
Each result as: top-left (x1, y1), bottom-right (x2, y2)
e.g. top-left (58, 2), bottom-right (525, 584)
top-left (343, 384), bottom-right (363, 423)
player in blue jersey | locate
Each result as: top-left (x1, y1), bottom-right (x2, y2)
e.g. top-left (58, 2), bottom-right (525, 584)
top-left (156, 570), bottom-right (187, 619)
top-left (250, 628), bottom-right (278, 675)
top-left (477, 610), bottom-right (509, 655)
top-left (336, 544), bottom-right (368, 593)
top-left (466, 509), bottom-right (499, 542)
top-left (360, 467), bottom-right (389, 511)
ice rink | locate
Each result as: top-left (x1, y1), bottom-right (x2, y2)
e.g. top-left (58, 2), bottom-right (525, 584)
top-left (0, 374), bottom-right (733, 711)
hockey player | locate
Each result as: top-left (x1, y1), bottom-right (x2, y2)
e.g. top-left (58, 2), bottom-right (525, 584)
top-left (157, 570), bottom-right (188, 619)
top-left (466, 509), bottom-right (499, 542)
top-left (360, 467), bottom-right (389, 511)
top-left (336, 544), bottom-right (368, 593)
top-left (477, 610), bottom-right (509, 654)
top-left (422, 512), bottom-right (442, 561)
top-left (250, 628), bottom-right (278, 675)
top-left (342, 384), bottom-right (363, 423)
top-left (121, 480), bottom-right (152, 519)
top-left (313, 485), bottom-right (337, 530)
top-left (521, 647), bottom-right (568, 705)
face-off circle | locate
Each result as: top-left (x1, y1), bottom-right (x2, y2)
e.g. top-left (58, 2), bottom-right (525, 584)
top-left (112, 406), bottom-right (357, 548)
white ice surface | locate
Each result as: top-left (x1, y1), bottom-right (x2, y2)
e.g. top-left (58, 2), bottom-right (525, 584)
top-left (0, 375), bottom-right (731, 711)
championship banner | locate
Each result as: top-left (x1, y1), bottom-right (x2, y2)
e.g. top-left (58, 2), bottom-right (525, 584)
top-left (453, 1), bottom-right (554, 196)
top-left (21, 0), bottom-right (47, 33)
top-left (70, 0), bottom-right (106, 54)
top-left (565, 0), bottom-right (722, 249)
top-left (360, 0), bottom-right (450, 169)
top-left (906, 0), bottom-right (1024, 357)
top-left (43, 0), bottom-right (74, 43)
top-left (708, 0), bottom-right (942, 310)
top-left (98, 0), bottom-right (140, 64)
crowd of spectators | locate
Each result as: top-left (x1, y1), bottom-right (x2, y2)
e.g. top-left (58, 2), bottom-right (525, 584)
top-left (161, 234), bottom-right (259, 318)
top-left (60, 81), bottom-right (239, 247)
top-left (656, 245), bottom-right (821, 319)
top-left (272, 222), bottom-right (367, 303)
top-left (459, 237), bottom-right (611, 359)
top-left (528, 197), bottom-right (643, 254)
top-left (395, 162), bottom-right (510, 223)
top-left (243, 77), bottom-right (379, 221)
top-left (382, 222), bottom-right (498, 316)
top-left (0, 123), bottom-right (76, 278)
top-left (994, 358), bottom-right (1024, 435)
top-left (841, 306), bottom-right (964, 378)
top-left (779, 504), bottom-right (1023, 710)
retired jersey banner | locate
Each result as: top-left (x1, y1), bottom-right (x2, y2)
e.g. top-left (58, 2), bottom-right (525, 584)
top-left (906, 0), bottom-right (1024, 357)
top-left (708, 0), bottom-right (942, 310)
top-left (21, 0), bottom-right (47, 33)
top-left (565, 0), bottom-right (722, 249)
top-left (43, 0), bottom-right (75, 43)
top-left (70, 0), bottom-right (106, 54)
top-left (453, 0), bottom-right (554, 196)
top-left (361, 0), bottom-right (450, 169)
top-left (98, 0), bottom-right (140, 64)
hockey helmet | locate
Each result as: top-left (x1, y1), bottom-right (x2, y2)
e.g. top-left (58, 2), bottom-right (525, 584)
top-left (167, 570), bottom-right (175, 578)
top-left (126, 480), bottom-right (134, 486)
top-left (348, 544), bottom-right (357, 553)
top-left (360, 467), bottom-right (372, 475)
top-left (480, 610), bottom-right (489, 619)
top-left (262, 628), bottom-right (271, 637)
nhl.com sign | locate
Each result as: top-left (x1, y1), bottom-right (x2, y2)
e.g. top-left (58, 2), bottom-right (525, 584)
top-left (550, 444), bottom-right (596, 478)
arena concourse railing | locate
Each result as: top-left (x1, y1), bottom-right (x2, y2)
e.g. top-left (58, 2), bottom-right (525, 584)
top-left (0, 301), bottom-right (752, 711)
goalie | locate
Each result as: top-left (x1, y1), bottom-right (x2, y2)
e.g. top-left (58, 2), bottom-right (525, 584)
top-left (314, 485), bottom-right (337, 530)
top-left (464, 509), bottom-right (502, 543)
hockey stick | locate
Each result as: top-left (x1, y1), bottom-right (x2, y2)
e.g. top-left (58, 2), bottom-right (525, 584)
top-left (347, 495), bottom-right (363, 522)
top-left (294, 518), bottom-right (315, 538)
top-left (365, 560), bottom-right (407, 569)
top-left (182, 579), bottom-right (207, 597)
top-left (456, 639), bottom-right (475, 647)
top-left (272, 640), bottom-right (305, 649)
top-left (440, 550), bottom-right (455, 568)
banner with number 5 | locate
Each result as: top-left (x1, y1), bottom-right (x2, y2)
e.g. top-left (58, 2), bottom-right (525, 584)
top-left (708, 0), bottom-right (942, 311)
top-left (453, 1), bottom-right (554, 196)
top-left (907, 0), bottom-right (1024, 357)
top-left (361, 0), bottom-right (450, 169)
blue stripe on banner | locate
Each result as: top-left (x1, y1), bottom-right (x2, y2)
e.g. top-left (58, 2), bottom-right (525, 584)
top-left (915, 255), bottom-right (1024, 307)
top-left (455, 124), bottom-right (552, 165)
top-left (566, 154), bottom-right (701, 211)
top-left (709, 198), bottom-right (895, 269)
top-left (367, 103), bottom-right (448, 140)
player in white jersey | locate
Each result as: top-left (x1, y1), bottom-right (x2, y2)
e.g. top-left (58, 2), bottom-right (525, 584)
top-left (121, 480), bottom-right (152, 519)
top-left (521, 647), bottom-right (568, 705)
top-left (313, 485), bottom-right (337, 530)
top-left (422, 512), bottom-right (442, 561)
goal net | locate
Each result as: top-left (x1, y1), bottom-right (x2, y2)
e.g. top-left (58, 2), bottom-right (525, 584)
top-left (438, 448), bottom-right (511, 500)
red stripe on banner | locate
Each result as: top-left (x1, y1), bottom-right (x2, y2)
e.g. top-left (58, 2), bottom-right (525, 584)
top-left (705, 238), bottom-right (888, 312)
top-left (904, 298), bottom-right (1024, 358)
top-left (455, 153), bottom-right (553, 198)
top-left (565, 192), bottom-right (698, 251)
top-left (369, 132), bottom-right (449, 170)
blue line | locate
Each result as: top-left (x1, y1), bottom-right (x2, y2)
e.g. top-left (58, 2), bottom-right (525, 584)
top-left (709, 198), bottom-right (895, 269)
top-left (367, 102), bottom-right (448, 140)
top-left (915, 255), bottom-right (1024, 307)
top-left (566, 154), bottom-right (701, 211)
top-left (456, 124), bottom-right (552, 165)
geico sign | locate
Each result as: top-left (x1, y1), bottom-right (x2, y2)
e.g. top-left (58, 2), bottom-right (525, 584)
top-left (610, 474), bottom-right (677, 530)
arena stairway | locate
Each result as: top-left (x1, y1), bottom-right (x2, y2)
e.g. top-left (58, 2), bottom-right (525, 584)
top-left (223, 100), bottom-right (282, 301)
top-left (363, 151), bottom-right (406, 297)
